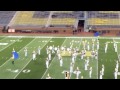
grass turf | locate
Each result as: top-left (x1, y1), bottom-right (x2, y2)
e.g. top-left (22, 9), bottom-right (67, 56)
top-left (0, 36), bottom-right (120, 79)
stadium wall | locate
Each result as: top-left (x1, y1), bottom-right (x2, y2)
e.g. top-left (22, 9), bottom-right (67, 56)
top-left (0, 25), bottom-right (4, 33)
top-left (8, 26), bottom-right (73, 34)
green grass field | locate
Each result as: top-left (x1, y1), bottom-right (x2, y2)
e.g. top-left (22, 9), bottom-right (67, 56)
top-left (0, 36), bottom-right (120, 79)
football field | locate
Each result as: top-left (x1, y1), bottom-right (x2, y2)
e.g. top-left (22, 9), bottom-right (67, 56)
top-left (0, 36), bottom-right (120, 79)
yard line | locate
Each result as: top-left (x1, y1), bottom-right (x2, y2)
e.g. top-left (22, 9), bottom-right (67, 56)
top-left (97, 38), bottom-right (99, 79)
top-left (3, 36), bottom-right (100, 39)
top-left (0, 36), bottom-right (8, 41)
top-left (113, 38), bottom-right (120, 61)
top-left (2, 36), bottom-right (120, 39)
top-left (0, 37), bottom-right (22, 52)
top-left (14, 38), bottom-right (52, 79)
top-left (69, 38), bottom-right (82, 79)
top-left (41, 38), bottom-right (67, 79)
top-left (0, 38), bottom-right (36, 68)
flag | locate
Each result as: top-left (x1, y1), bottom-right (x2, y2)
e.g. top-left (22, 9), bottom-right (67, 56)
top-left (94, 32), bottom-right (99, 37)
top-left (12, 51), bottom-right (19, 60)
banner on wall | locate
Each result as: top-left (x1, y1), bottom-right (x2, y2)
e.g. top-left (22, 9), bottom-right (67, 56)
top-left (8, 29), bottom-right (15, 32)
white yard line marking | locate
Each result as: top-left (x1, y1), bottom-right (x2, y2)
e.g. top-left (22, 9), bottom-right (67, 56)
top-left (14, 38), bottom-right (52, 79)
top-left (113, 38), bottom-right (120, 61)
top-left (0, 37), bottom-right (8, 42)
top-left (0, 38), bottom-right (37, 68)
top-left (69, 38), bottom-right (82, 79)
top-left (1, 36), bottom-right (120, 39)
top-left (41, 38), bottom-right (67, 79)
top-left (0, 37), bottom-right (22, 52)
top-left (97, 38), bottom-right (99, 79)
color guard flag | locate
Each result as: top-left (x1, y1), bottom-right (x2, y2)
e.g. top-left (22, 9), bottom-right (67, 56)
top-left (12, 51), bottom-right (19, 60)
top-left (94, 32), bottom-right (99, 37)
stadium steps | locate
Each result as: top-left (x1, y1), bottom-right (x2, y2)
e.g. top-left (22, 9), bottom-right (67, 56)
top-left (45, 11), bottom-right (54, 27)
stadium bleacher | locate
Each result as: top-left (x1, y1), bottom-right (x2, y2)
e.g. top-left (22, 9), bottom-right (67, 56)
top-left (0, 11), bottom-right (16, 32)
top-left (10, 11), bottom-right (48, 26)
top-left (87, 11), bottom-right (120, 32)
top-left (88, 11), bottom-right (119, 18)
top-left (10, 11), bottom-right (84, 28)
top-left (0, 11), bottom-right (119, 35)
top-left (0, 11), bottom-right (16, 25)
top-left (33, 11), bottom-right (50, 18)
top-left (52, 11), bottom-right (84, 18)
